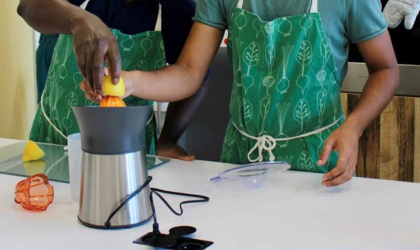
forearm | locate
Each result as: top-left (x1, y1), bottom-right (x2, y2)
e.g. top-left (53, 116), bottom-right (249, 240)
top-left (128, 22), bottom-right (223, 102)
top-left (18, 0), bottom-right (90, 35)
top-left (344, 67), bottom-right (399, 134)
top-left (159, 76), bottom-right (209, 143)
top-left (130, 64), bottom-right (206, 102)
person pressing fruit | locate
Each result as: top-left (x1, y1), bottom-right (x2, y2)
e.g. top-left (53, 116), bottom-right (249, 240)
top-left (82, 0), bottom-right (399, 187)
top-left (18, 0), bottom-right (208, 160)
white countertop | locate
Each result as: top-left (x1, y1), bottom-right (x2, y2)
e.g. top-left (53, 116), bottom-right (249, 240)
top-left (0, 138), bottom-right (419, 250)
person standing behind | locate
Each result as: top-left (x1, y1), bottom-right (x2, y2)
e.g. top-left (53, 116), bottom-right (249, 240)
top-left (18, 0), bottom-right (207, 160)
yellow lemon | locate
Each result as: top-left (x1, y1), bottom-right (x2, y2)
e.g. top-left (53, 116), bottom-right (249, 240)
top-left (102, 75), bottom-right (125, 97)
top-left (22, 141), bottom-right (45, 162)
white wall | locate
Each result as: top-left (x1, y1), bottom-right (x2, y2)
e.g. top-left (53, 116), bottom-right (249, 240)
top-left (0, 1), bottom-right (37, 140)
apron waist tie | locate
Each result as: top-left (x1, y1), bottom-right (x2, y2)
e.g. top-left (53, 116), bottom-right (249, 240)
top-left (231, 115), bottom-right (344, 163)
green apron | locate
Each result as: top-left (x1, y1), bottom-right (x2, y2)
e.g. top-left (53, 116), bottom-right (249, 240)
top-left (29, 1), bottom-right (166, 155)
top-left (221, 0), bottom-right (345, 173)
top-left (36, 34), bottom-right (58, 103)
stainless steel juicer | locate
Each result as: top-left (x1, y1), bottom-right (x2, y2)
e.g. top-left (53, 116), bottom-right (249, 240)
top-left (73, 106), bottom-right (153, 229)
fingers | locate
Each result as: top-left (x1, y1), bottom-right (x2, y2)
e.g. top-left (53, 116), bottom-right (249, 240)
top-left (163, 149), bottom-right (195, 161)
top-left (107, 45), bottom-right (121, 84)
top-left (322, 159), bottom-right (355, 187)
top-left (323, 172), bottom-right (352, 187)
top-left (84, 45), bottom-right (94, 91)
top-left (155, 144), bottom-right (196, 162)
top-left (317, 137), bottom-right (335, 166)
top-left (75, 43), bottom-right (86, 78)
top-left (80, 80), bottom-right (101, 102)
top-left (175, 154), bottom-right (196, 161)
top-left (322, 150), bottom-right (358, 187)
top-left (322, 151), bottom-right (348, 182)
top-left (92, 45), bottom-right (105, 96)
top-left (84, 93), bottom-right (101, 102)
top-left (404, 13), bottom-right (418, 30)
top-left (79, 80), bottom-right (90, 93)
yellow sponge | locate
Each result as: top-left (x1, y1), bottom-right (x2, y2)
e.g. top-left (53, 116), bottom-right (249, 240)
top-left (22, 141), bottom-right (45, 162)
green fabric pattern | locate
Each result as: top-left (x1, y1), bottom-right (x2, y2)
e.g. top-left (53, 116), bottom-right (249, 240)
top-left (193, 0), bottom-right (387, 83)
top-left (36, 34), bottom-right (58, 103)
top-left (220, 6), bottom-right (345, 173)
top-left (30, 29), bottom-right (166, 155)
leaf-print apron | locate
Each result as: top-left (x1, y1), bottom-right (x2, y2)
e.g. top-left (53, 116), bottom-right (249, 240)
top-left (221, 0), bottom-right (345, 173)
top-left (29, 0), bottom-right (167, 155)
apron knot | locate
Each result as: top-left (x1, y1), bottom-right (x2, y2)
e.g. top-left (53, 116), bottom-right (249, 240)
top-left (230, 117), bottom-right (344, 164)
top-left (248, 135), bottom-right (277, 163)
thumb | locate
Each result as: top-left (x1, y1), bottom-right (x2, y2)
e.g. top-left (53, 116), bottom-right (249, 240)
top-left (404, 12), bottom-right (419, 30)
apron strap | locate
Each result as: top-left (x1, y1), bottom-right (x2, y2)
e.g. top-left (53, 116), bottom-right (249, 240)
top-left (230, 115), bottom-right (344, 163)
top-left (80, 0), bottom-right (90, 10)
top-left (237, 0), bottom-right (244, 9)
top-left (155, 4), bottom-right (162, 31)
top-left (40, 91), bottom-right (68, 140)
top-left (310, 0), bottom-right (318, 13)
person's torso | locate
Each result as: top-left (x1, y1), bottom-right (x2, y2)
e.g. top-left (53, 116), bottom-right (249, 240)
top-left (213, 0), bottom-right (359, 83)
top-left (220, 0), bottom-right (345, 169)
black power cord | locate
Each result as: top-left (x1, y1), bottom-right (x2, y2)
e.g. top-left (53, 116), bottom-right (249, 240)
top-left (149, 188), bottom-right (210, 235)
top-left (105, 176), bottom-right (153, 228)
top-left (104, 176), bottom-right (210, 231)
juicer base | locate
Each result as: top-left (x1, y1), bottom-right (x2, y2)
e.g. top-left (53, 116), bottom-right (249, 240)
top-left (77, 215), bottom-right (152, 230)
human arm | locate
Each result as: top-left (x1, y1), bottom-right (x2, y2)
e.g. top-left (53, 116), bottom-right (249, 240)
top-left (155, 76), bottom-right (210, 161)
top-left (92, 23), bottom-right (224, 102)
top-left (318, 31), bottom-right (399, 187)
top-left (154, 0), bottom-right (209, 161)
top-left (18, 0), bottom-right (122, 94)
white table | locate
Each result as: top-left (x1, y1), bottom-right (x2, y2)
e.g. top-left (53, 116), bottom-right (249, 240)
top-left (0, 138), bottom-right (419, 250)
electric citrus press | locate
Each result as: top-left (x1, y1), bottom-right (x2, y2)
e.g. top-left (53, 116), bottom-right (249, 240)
top-left (73, 106), bottom-right (152, 229)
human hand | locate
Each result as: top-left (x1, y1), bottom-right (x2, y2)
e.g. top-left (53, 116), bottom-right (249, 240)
top-left (384, 0), bottom-right (420, 30)
top-left (156, 141), bottom-right (195, 161)
top-left (80, 70), bottom-right (135, 102)
top-left (317, 123), bottom-right (362, 187)
top-left (71, 12), bottom-right (121, 95)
